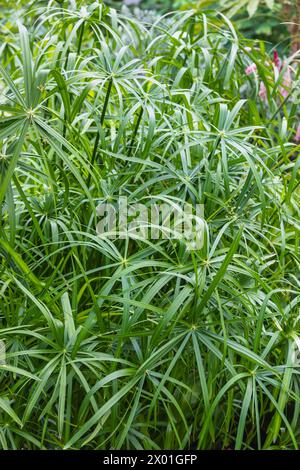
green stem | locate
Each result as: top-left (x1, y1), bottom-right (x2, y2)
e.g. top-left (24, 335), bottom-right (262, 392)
top-left (128, 106), bottom-right (143, 156)
top-left (88, 77), bottom-right (113, 184)
top-left (77, 21), bottom-right (85, 56)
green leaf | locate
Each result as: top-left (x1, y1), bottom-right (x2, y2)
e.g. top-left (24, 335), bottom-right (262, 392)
top-left (247, 0), bottom-right (260, 17)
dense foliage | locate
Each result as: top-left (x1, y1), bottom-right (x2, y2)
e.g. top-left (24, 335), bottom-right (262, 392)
top-left (0, 0), bottom-right (300, 450)
top-left (124, 0), bottom-right (299, 51)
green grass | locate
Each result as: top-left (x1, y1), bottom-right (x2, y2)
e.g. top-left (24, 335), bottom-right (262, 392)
top-left (0, 0), bottom-right (300, 450)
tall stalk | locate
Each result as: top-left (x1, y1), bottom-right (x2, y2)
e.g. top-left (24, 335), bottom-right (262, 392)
top-left (77, 21), bottom-right (85, 56)
top-left (88, 77), bottom-right (113, 183)
top-left (128, 105), bottom-right (143, 157)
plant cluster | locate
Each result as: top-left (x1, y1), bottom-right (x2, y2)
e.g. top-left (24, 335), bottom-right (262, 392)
top-left (0, 0), bottom-right (300, 450)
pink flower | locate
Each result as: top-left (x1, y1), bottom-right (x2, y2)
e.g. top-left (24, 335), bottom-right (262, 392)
top-left (295, 124), bottom-right (300, 142)
top-left (279, 64), bottom-right (292, 98)
top-left (273, 50), bottom-right (281, 70)
top-left (245, 63), bottom-right (257, 75)
top-left (259, 81), bottom-right (267, 101)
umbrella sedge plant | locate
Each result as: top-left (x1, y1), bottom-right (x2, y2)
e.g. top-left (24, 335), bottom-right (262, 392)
top-left (0, 0), bottom-right (299, 450)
